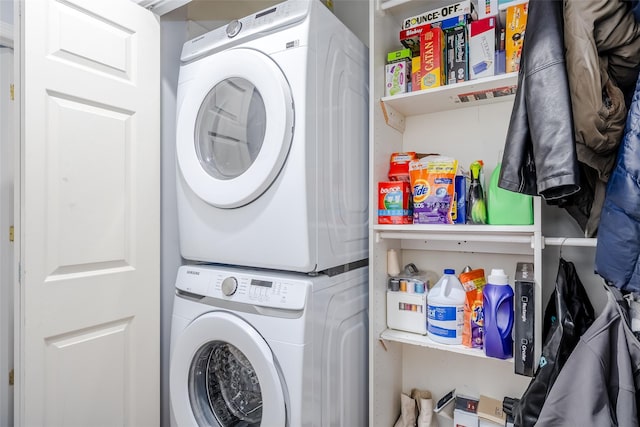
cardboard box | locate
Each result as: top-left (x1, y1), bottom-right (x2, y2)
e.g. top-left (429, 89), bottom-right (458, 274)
top-left (469, 16), bottom-right (496, 79)
top-left (514, 262), bottom-right (535, 376)
top-left (378, 181), bottom-right (413, 224)
top-left (454, 395), bottom-right (479, 427)
top-left (385, 49), bottom-right (412, 96)
top-left (505, 2), bottom-right (528, 72)
top-left (400, 24), bottom-right (430, 57)
top-left (477, 395), bottom-right (506, 426)
top-left (420, 27), bottom-right (445, 89)
top-left (472, 0), bottom-right (499, 19)
top-left (446, 25), bottom-right (468, 85)
top-left (402, 0), bottom-right (473, 29)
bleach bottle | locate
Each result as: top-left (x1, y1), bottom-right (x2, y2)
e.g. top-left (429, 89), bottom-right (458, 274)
top-left (483, 269), bottom-right (514, 359)
top-left (427, 269), bottom-right (466, 344)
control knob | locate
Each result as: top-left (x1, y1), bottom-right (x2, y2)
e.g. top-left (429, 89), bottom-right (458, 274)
top-left (221, 277), bottom-right (238, 296)
top-left (226, 20), bottom-right (242, 38)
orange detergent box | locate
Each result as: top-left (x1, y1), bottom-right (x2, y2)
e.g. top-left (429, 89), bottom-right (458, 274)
top-left (378, 181), bottom-right (413, 224)
top-left (506, 2), bottom-right (528, 73)
top-left (420, 27), bottom-right (446, 90)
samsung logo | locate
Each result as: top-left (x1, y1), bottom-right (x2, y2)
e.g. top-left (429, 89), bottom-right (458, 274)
top-left (186, 270), bottom-right (200, 276)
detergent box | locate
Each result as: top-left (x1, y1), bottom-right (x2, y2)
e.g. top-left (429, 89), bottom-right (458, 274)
top-left (378, 181), bottom-right (413, 224)
top-left (420, 27), bottom-right (446, 90)
top-left (469, 16), bottom-right (496, 79)
top-left (401, 0), bottom-right (473, 29)
top-left (385, 49), bottom-right (412, 96)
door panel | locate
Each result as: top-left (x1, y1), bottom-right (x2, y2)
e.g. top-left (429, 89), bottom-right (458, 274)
top-left (19, 0), bottom-right (159, 426)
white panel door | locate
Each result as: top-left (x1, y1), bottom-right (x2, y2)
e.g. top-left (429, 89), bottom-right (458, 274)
top-left (18, 1), bottom-right (160, 426)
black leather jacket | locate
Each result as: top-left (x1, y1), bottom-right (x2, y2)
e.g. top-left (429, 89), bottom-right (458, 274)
top-left (498, 0), bottom-right (580, 200)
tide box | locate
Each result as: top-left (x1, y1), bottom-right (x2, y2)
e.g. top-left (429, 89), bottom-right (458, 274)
top-left (446, 25), bottom-right (468, 84)
top-left (400, 24), bottom-right (430, 57)
top-left (402, 0), bottom-right (473, 29)
top-left (469, 16), bottom-right (496, 79)
top-left (514, 262), bottom-right (535, 377)
top-left (378, 181), bottom-right (412, 224)
top-left (506, 2), bottom-right (528, 72)
top-left (420, 27), bottom-right (445, 90)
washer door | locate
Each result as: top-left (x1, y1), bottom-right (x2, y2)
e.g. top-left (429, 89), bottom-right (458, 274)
top-left (177, 48), bottom-right (294, 209)
top-left (170, 312), bottom-right (288, 426)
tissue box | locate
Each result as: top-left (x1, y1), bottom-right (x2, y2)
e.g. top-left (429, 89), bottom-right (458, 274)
top-left (469, 17), bottom-right (496, 79)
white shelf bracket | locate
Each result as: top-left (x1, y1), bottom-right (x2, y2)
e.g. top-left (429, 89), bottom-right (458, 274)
top-left (379, 100), bottom-right (406, 133)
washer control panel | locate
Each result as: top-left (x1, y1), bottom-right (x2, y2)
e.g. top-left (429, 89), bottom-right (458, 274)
top-left (176, 266), bottom-right (308, 311)
top-left (181, 0), bottom-right (309, 62)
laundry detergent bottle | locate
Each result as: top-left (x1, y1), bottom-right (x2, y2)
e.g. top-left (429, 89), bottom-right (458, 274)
top-left (483, 269), bottom-right (514, 359)
top-left (427, 269), bottom-right (466, 344)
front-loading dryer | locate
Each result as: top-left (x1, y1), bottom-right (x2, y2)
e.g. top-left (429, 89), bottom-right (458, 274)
top-left (175, 0), bottom-right (369, 273)
top-left (169, 264), bottom-right (369, 426)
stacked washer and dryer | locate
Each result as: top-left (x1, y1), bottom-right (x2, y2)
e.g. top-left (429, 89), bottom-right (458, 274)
top-left (169, 1), bottom-right (370, 426)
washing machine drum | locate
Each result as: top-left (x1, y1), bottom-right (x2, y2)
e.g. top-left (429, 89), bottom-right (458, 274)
top-left (177, 48), bottom-right (295, 209)
top-left (171, 312), bottom-right (288, 426)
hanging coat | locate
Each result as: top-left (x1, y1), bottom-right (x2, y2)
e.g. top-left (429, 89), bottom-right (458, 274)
top-left (536, 286), bottom-right (640, 426)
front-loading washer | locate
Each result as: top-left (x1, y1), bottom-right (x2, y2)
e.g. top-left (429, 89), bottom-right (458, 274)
top-left (175, 0), bottom-right (369, 273)
top-left (169, 264), bottom-right (369, 426)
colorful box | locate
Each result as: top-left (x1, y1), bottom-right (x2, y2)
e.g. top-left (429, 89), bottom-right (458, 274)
top-left (412, 57), bottom-right (422, 92)
top-left (400, 24), bottom-right (430, 57)
top-left (472, 0), bottom-right (499, 19)
top-left (420, 27), bottom-right (446, 89)
top-left (506, 2), bottom-right (528, 73)
top-left (378, 181), bottom-right (413, 224)
top-left (385, 49), bottom-right (412, 96)
top-left (402, 0), bottom-right (472, 29)
top-left (469, 16), bottom-right (496, 79)
top-left (446, 25), bottom-right (468, 85)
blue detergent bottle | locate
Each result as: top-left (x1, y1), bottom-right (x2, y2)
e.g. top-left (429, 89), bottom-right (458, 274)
top-left (483, 269), bottom-right (514, 359)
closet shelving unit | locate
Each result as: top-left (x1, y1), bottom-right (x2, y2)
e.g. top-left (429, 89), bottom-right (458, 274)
top-left (368, 0), bottom-right (549, 425)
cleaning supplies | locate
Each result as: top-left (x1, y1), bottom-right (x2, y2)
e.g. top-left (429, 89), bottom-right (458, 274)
top-left (487, 163), bottom-right (533, 225)
top-left (467, 161), bottom-right (487, 224)
top-left (427, 269), bottom-right (466, 344)
top-left (483, 269), bottom-right (514, 359)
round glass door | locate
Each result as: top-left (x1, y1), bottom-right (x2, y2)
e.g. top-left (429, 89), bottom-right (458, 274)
top-left (194, 78), bottom-right (266, 181)
top-left (170, 311), bottom-right (288, 427)
top-left (190, 341), bottom-right (263, 426)
top-left (176, 48), bottom-right (294, 208)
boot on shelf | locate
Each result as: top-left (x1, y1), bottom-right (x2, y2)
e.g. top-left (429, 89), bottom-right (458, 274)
top-left (393, 392), bottom-right (417, 427)
top-left (411, 389), bottom-right (438, 427)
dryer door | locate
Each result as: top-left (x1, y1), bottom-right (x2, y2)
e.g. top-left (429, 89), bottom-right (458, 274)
top-left (170, 311), bottom-right (288, 426)
top-left (176, 48), bottom-right (294, 209)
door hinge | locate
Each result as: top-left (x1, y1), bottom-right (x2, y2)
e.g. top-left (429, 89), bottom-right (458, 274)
top-left (9, 225), bottom-right (14, 242)
top-left (9, 84), bottom-right (14, 101)
top-left (9, 369), bottom-right (13, 386)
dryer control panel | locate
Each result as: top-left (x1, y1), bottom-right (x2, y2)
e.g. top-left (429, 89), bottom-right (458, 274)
top-left (176, 266), bottom-right (308, 311)
top-left (181, 1), bottom-right (310, 63)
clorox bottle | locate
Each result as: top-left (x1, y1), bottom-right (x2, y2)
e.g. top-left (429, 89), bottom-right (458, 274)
top-left (483, 269), bottom-right (514, 359)
top-left (427, 269), bottom-right (466, 344)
